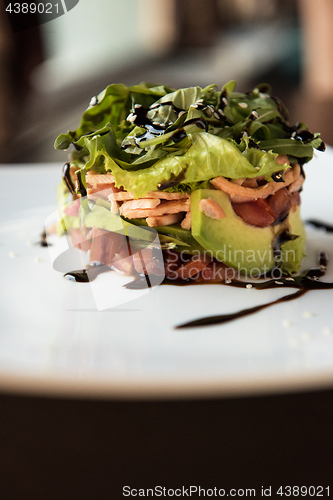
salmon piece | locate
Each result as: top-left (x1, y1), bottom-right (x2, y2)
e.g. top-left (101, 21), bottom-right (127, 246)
top-left (89, 227), bottom-right (124, 265)
top-left (242, 178), bottom-right (258, 188)
top-left (211, 164), bottom-right (300, 203)
top-left (289, 175), bottom-right (305, 193)
top-left (109, 192), bottom-right (134, 201)
top-left (121, 199), bottom-right (190, 219)
top-left (143, 191), bottom-right (189, 200)
top-left (230, 178), bottom-right (245, 186)
top-left (267, 187), bottom-right (293, 221)
top-left (85, 173), bottom-right (115, 187)
top-left (109, 190), bottom-right (189, 202)
top-left (121, 199), bottom-right (161, 211)
top-left (146, 213), bottom-right (184, 227)
top-left (69, 228), bottom-right (91, 252)
top-left (198, 198), bottom-right (226, 219)
top-left (110, 199), bottom-right (119, 214)
top-left (63, 198), bottom-right (81, 217)
top-left (111, 249), bottom-right (134, 275)
top-left (87, 187), bottom-right (116, 201)
top-left (232, 199), bottom-right (276, 228)
top-left (93, 183), bottom-right (116, 191)
top-left (232, 188), bottom-right (295, 228)
top-left (181, 211), bottom-right (191, 229)
top-left (132, 248), bottom-right (165, 277)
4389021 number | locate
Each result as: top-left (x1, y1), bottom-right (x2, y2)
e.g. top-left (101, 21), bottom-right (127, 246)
top-left (5, 2), bottom-right (59, 14)
top-left (277, 486), bottom-right (330, 496)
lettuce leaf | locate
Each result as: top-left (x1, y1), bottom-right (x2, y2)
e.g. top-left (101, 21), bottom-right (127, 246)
top-left (55, 81), bottom-right (325, 201)
top-left (55, 83), bottom-right (173, 150)
top-left (106, 132), bottom-right (289, 198)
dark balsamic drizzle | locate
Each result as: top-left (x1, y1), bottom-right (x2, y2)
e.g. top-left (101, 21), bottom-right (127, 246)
top-left (176, 252), bottom-right (332, 329)
top-left (64, 265), bottom-right (111, 282)
top-left (124, 275), bottom-right (152, 289)
top-left (39, 230), bottom-right (50, 247)
top-left (62, 221), bottom-right (333, 329)
top-left (315, 141), bottom-right (326, 152)
top-left (176, 289), bottom-right (307, 329)
top-left (62, 162), bottom-right (75, 195)
top-left (76, 173), bottom-right (87, 197)
top-left (306, 220), bottom-right (333, 233)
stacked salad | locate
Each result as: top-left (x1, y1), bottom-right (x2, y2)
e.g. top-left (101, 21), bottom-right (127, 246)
top-left (55, 81), bottom-right (325, 282)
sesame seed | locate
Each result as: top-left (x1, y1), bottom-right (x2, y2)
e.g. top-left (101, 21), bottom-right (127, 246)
top-left (152, 121), bottom-right (160, 126)
top-left (246, 284), bottom-right (252, 289)
top-left (251, 110), bottom-right (259, 118)
top-left (222, 97), bottom-right (228, 105)
top-left (255, 167), bottom-right (260, 171)
top-left (9, 251), bottom-right (17, 258)
top-left (127, 113), bottom-right (136, 123)
top-left (275, 281), bottom-right (284, 285)
top-left (89, 96), bottom-right (98, 106)
top-left (226, 279), bottom-right (232, 284)
top-left (303, 311), bottom-right (315, 318)
top-left (238, 102), bottom-right (248, 108)
top-left (196, 99), bottom-right (204, 104)
top-left (213, 112), bottom-right (220, 119)
top-left (134, 104), bottom-right (142, 109)
top-left (282, 319), bottom-right (293, 327)
top-left (291, 131), bottom-right (297, 138)
top-left (285, 277), bottom-right (294, 281)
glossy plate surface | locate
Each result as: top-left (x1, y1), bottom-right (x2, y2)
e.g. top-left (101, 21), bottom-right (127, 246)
top-left (1, 150), bottom-right (333, 399)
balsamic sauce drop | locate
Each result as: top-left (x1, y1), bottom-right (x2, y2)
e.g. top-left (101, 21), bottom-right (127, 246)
top-left (64, 265), bottom-right (111, 282)
top-left (76, 174), bottom-right (87, 198)
top-left (39, 230), bottom-right (50, 247)
top-left (62, 163), bottom-right (75, 195)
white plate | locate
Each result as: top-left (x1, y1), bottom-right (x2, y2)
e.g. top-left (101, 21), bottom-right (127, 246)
top-left (1, 152), bottom-right (333, 399)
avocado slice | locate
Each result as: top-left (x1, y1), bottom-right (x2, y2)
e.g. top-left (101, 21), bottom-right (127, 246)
top-left (191, 189), bottom-right (306, 276)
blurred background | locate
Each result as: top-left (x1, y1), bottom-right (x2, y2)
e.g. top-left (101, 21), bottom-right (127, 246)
top-left (0, 0), bottom-right (332, 164)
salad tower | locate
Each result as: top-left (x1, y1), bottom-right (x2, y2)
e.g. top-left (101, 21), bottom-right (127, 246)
top-left (55, 81), bottom-right (325, 282)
